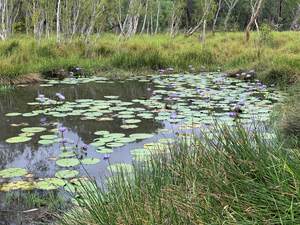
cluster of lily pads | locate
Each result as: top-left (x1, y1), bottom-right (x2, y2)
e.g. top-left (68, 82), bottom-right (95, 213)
top-left (1, 66), bottom-right (284, 193)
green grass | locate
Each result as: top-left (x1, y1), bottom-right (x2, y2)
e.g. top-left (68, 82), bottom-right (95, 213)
top-left (53, 121), bottom-right (300, 224)
top-left (1, 32), bottom-right (300, 88)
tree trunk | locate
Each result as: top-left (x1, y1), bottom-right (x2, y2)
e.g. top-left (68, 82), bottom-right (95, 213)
top-left (290, 4), bottom-right (300, 31)
top-left (154, 0), bottom-right (160, 36)
top-left (57, 0), bottom-right (61, 44)
top-left (139, 1), bottom-right (148, 38)
top-left (212, 0), bottom-right (222, 36)
top-left (246, 0), bottom-right (263, 41)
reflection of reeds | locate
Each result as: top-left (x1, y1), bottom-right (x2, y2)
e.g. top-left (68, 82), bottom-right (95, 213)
top-left (52, 121), bottom-right (300, 224)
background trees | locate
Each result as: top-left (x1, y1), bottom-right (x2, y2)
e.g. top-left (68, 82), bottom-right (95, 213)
top-left (0, 0), bottom-right (300, 42)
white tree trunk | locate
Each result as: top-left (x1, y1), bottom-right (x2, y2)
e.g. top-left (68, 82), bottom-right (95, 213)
top-left (139, 1), bottom-right (148, 38)
top-left (57, 0), bottom-right (61, 44)
top-left (290, 3), bottom-right (300, 31)
top-left (154, 0), bottom-right (160, 36)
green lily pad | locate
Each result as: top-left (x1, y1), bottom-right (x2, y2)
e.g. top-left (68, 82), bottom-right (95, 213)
top-left (21, 127), bottom-right (47, 133)
top-left (64, 181), bottom-right (97, 193)
top-left (55, 170), bottom-right (79, 178)
top-left (90, 142), bottom-right (106, 147)
top-left (56, 158), bottom-right (80, 167)
top-left (6, 136), bottom-right (31, 143)
top-left (129, 133), bottom-right (154, 139)
top-left (0, 167), bottom-right (29, 178)
top-left (22, 112), bottom-right (38, 117)
top-left (106, 142), bottom-right (125, 147)
top-left (96, 148), bottom-right (114, 153)
top-left (5, 113), bottom-right (22, 117)
top-left (120, 125), bottom-right (138, 129)
top-left (94, 131), bottom-right (110, 136)
top-left (58, 152), bottom-right (75, 157)
top-left (40, 135), bottom-right (57, 139)
top-left (104, 133), bottom-right (126, 139)
top-left (35, 178), bottom-right (67, 190)
top-left (131, 155), bottom-right (151, 161)
top-left (130, 148), bottom-right (153, 155)
top-left (19, 132), bottom-right (35, 137)
top-left (60, 146), bottom-right (79, 151)
top-left (93, 137), bottom-right (113, 143)
top-left (81, 158), bottom-right (101, 165)
top-left (38, 139), bottom-right (54, 144)
top-left (115, 137), bottom-right (136, 143)
top-left (107, 163), bottom-right (134, 173)
top-left (124, 119), bottom-right (141, 124)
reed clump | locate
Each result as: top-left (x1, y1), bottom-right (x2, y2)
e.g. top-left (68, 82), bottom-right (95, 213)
top-left (54, 122), bottom-right (300, 224)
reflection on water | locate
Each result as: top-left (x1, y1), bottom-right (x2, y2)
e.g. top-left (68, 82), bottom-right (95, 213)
top-left (0, 73), bottom-right (281, 190)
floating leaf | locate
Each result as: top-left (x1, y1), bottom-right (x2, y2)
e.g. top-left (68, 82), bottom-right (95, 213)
top-left (60, 146), bottom-right (79, 151)
top-left (0, 181), bottom-right (35, 192)
top-left (96, 148), bottom-right (114, 153)
top-left (58, 152), bottom-right (76, 157)
top-left (104, 133), bottom-right (125, 139)
top-left (38, 139), bottom-right (54, 145)
top-left (0, 167), bottom-right (29, 178)
top-left (94, 131), bottom-right (110, 136)
top-left (106, 142), bottom-right (125, 147)
top-left (107, 163), bottom-right (134, 173)
top-left (124, 119), bottom-right (141, 124)
top-left (5, 113), bottom-right (22, 117)
top-left (56, 159), bottom-right (80, 167)
top-left (40, 135), bottom-right (57, 139)
top-left (130, 148), bottom-right (153, 155)
top-left (115, 137), bottom-right (136, 143)
top-left (81, 158), bottom-right (101, 165)
top-left (6, 136), bottom-right (31, 143)
top-left (19, 132), bottom-right (35, 137)
top-left (21, 127), bottom-right (47, 133)
top-left (120, 125), bottom-right (138, 129)
top-left (129, 133), bottom-right (154, 139)
top-left (35, 178), bottom-right (67, 190)
top-left (64, 181), bottom-right (97, 193)
top-left (55, 170), bottom-right (79, 178)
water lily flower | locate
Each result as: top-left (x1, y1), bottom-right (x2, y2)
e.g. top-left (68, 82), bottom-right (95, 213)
top-left (69, 140), bottom-right (74, 144)
top-left (40, 99), bottom-right (45, 103)
top-left (70, 72), bottom-right (74, 75)
top-left (218, 67), bottom-right (221, 69)
top-left (189, 65), bottom-right (193, 68)
top-left (70, 78), bottom-right (73, 81)
top-left (239, 101), bottom-right (245, 105)
top-left (166, 68), bottom-right (173, 71)
top-left (61, 69), bottom-right (64, 72)
top-left (249, 87), bottom-right (254, 91)
top-left (204, 99), bottom-right (210, 103)
top-left (59, 127), bottom-right (67, 132)
top-left (158, 69), bottom-right (165, 72)
top-left (255, 79), bottom-right (259, 82)
top-left (167, 85), bottom-right (173, 88)
top-left (71, 86), bottom-right (74, 88)
top-left (235, 105), bottom-right (241, 109)
top-left (258, 86), bottom-right (263, 90)
top-left (223, 73), bottom-right (228, 76)
top-left (61, 87), bottom-right (65, 90)
top-left (236, 74), bottom-right (240, 76)
top-left (147, 88), bottom-right (151, 91)
top-left (48, 99), bottom-right (53, 103)
top-left (249, 70), bottom-right (255, 73)
top-left (170, 115), bottom-right (177, 119)
top-left (274, 91), bottom-right (278, 93)
top-left (201, 93), bottom-right (205, 96)
top-left (191, 68), bottom-right (195, 70)
top-left (180, 74), bottom-right (183, 77)
top-left (59, 95), bottom-right (65, 100)
top-left (60, 138), bottom-right (67, 143)
top-left (229, 99), bottom-right (235, 103)
top-left (153, 92), bottom-right (156, 95)
top-left (57, 72), bottom-right (60, 74)
top-left (241, 73), bottom-right (246, 76)
top-left (263, 85), bottom-right (267, 88)
top-left (82, 144), bottom-right (87, 150)
top-left (201, 66), bottom-right (205, 69)
top-left (205, 88), bottom-right (210, 91)
top-left (213, 92), bottom-right (217, 96)
top-left (247, 82), bottom-right (251, 84)
top-left (218, 70), bottom-right (221, 72)
top-left (40, 117), bottom-right (46, 122)
top-left (195, 88), bottom-right (198, 91)
top-left (103, 153), bottom-right (111, 159)
top-left (38, 94), bottom-right (44, 98)
top-left (246, 74), bottom-right (251, 77)
top-left (257, 83), bottom-right (261, 85)
top-left (270, 84), bottom-right (275, 87)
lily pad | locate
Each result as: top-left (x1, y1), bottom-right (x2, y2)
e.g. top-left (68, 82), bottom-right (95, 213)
top-left (56, 158), bottom-right (80, 167)
top-left (58, 152), bottom-right (75, 157)
top-left (120, 125), bottom-right (138, 129)
top-left (94, 131), bottom-right (110, 136)
top-left (0, 167), bottom-right (29, 178)
top-left (104, 133), bottom-right (126, 139)
top-left (0, 181), bottom-right (35, 192)
top-left (60, 146), bottom-right (79, 151)
top-left (96, 148), bottom-right (114, 153)
top-left (38, 139), bottom-right (54, 145)
top-left (81, 158), bottom-right (101, 165)
top-left (35, 178), bottom-right (67, 190)
top-left (5, 113), bottom-right (22, 117)
top-left (40, 135), bottom-right (57, 139)
top-left (124, 119), bottom-right (141, 124)
top-left (130, 148), bottom-right (153, 155)
top-left (6, 136), bottom-right (31, 143)
top-left (21, 127), bottom-right (47, 133)
top-left (129, 133), bottom-right (154, 139)
top-left (55, 170), bottom-right (79, 178)
top-left (106, 142), bottom-right (125, 147)
top-left (107, 163), bottom-right (134, 173)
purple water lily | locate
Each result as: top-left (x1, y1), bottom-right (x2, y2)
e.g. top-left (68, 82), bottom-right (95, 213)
top-left (249, 70), bottom-right (255, 73)
top-left (40, 117), bottom-right (47, 122)
top-left (59, 127), bottom-right (67, 132)
top-left (61, 69), bottom-right (64, 72)
top-left (270, 84), bottom-right (275, 87)
top-left (249, 87), bottom-right (254, 91)
top-left (170, 115), bottom-right (177, 119)
top-left (229, 99), bottom-right (235, 103)
top-left (258, 86), bottom-right (263, 90)
top-left (205, 88), bottom-right (210, 91)
top-left (189, 65), bottom-right (193, 68)
top-left (239, 101), bottom-right (245, 105)
top-left (236, 74), bottom-right (240, 76)
top-left (201, 66), bottom-right (205, 69)
top-left (103, 153), bottom-right (111, 159)
top-left (147, 88), bottom-right (151, 91)
top-left (82, 144), bottom-right (87, 150)
top-left (38, 94), bottom-right (44, 98)
top-left (40, 99), bottom-right (46, 103)
top-left (204, 99), bottom-right (210, 103)
top-left (60, 138), bottom-right (67, 143)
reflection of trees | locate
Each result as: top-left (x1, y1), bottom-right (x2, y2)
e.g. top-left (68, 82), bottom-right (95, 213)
top-left (0, 79), bottom-right (163, 174)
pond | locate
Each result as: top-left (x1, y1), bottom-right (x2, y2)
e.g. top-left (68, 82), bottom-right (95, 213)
top-left (0, 70), bottom-right (283, 195)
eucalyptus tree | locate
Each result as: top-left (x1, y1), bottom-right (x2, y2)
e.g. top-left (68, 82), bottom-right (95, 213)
top-left (223, 0), bottom-right (239, 31)
top-left (169, 0), bottom-right (186, 39)
top-left (246, 0), bottom-right (263, 41)
top-left (289, 0), bottom-right (300, 30)
top-left (212, 0), bottom-right (222, 36)
top-left (184, 0), bottom-right (213, 38)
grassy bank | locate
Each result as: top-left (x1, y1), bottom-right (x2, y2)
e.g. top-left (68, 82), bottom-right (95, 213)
top-left (54, 122), bottom-right (300, 224)
top-left (0, 31), bottom-right (299, 88)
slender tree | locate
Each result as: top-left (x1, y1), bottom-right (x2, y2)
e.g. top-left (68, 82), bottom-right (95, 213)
top-left (246, 0), bottom-right (263, 41)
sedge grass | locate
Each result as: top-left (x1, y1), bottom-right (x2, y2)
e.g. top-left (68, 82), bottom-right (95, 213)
top-left (53, 121), bottom-right (300, 224)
